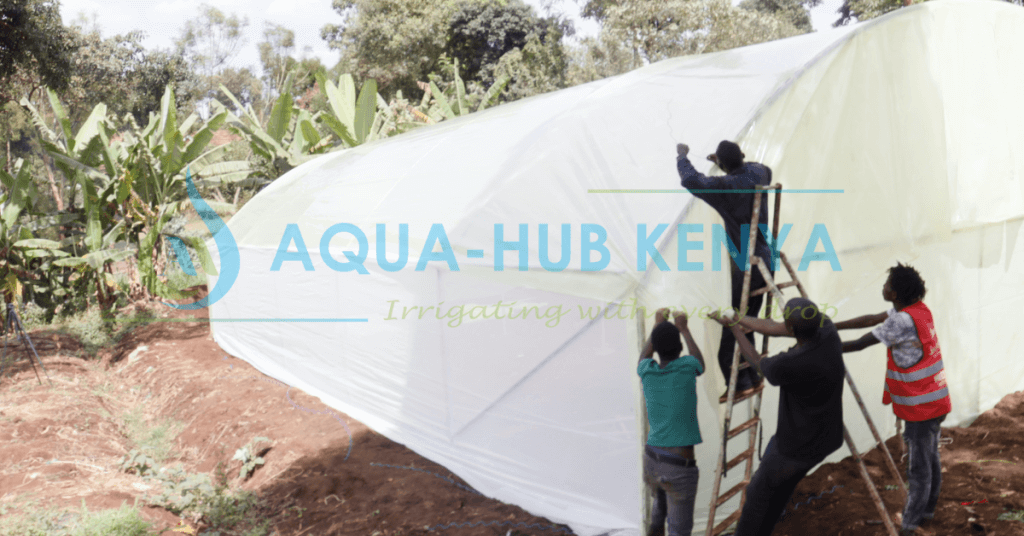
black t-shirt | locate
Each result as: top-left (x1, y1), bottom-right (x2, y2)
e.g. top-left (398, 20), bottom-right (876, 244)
top-left (759, 318), bottom-right (845, 461)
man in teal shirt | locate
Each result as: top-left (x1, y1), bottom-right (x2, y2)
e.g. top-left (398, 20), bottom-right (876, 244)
top-left (639, 309), bottom-right (706, 536)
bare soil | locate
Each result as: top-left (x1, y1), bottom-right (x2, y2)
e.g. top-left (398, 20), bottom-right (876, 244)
top-left (0, 303), bottom-right (569, 535)
top-left (1, 301), bottom-right (1023, 535)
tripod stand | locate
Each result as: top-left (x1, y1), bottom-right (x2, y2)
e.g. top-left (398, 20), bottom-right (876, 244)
top-left (0, 302), bottom-right (51, 386)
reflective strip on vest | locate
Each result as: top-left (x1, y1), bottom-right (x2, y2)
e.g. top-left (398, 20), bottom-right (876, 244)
top-left (886, 360), bottom-right (945, 383)
top-left (885, 386), bottom-right (950, 406)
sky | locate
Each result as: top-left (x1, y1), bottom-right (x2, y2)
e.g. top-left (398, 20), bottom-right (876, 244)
top-left (58, 0), bottom-right (849, 72)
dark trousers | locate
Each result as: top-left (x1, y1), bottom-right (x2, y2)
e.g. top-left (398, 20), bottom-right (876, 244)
top-left (902, 415), bottom-right (945, 530)
top-left (644, 450), bottom-right (699, 536)
top-left (719, 267), bottom-right (770, 391)
top-left (734, 436), bottom-right (823, 536)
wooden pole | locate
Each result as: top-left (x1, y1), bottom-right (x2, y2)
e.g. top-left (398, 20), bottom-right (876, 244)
top-left (844, 426), bottom-right (900, 536)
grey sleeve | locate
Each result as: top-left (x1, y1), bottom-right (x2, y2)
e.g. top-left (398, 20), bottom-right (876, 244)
top-left (871, 311), bottom-right (923, 368)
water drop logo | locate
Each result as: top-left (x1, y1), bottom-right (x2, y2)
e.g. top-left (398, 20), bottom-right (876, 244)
top-left (164, 167), bottom-right (240, 310)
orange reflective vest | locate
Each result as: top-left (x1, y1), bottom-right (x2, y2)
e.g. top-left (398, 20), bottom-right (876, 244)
top-left (882, 301), bottom-right (952, 422)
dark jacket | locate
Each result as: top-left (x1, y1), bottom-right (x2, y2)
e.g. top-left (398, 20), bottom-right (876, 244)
top-left (677, 156), bottom-right (773, 272)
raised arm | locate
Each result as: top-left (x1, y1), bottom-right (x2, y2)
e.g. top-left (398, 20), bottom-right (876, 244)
top-left (709, 310), bottom-right (791, 337)
top-left (676, 144), bottom-right (729, 190)
top-left (674, 313), bottom-right (705, 373)
top-left (708, 313), bottom-right (764, 373)
top-left (834, 311), bottom-right (888, 330)
top-left (735, 315), bottom-right (791, 337)
top-left (639, 308), bottom-right (670, 363)
top-left (842, 332), bottom-right (882, 353)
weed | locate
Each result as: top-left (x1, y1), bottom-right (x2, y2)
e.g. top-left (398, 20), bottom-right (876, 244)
top-left (70, 501), bottom-right (152, 536)
top-left (232, 437), bottom-right (271, 480)
top-left (999, 509), bottom-right (1024, 522)
top-left (0, 501), bottom-right (151, 536)
top-left (121, 406), bottom-right (183, 464)
top-left (121, 449), bottom-right (160, 477)
top-left (150, 464), bottom-right (216, 515)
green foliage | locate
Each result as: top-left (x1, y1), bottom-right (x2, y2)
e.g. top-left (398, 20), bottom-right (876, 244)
top-left (64, 26), bottom-right (199, 126)
top-left (0, 0), bottom-right (77, 102)
top-left (121, 449), bottom-right (159, 477)
top-left (22, 84), bottom-right (248, 307)
top-left (0, 501), bottom-right (152, 536)
top-left (175, 4), bottom-right (250, 102)
top-left (740, 0), bottom-right (821, 32)
top-left (832, 0), bottom-right (1019, 26)
top-left (999, 509), bottom-right (1024, 522)
top-left (321, 0), bottom-right (454, 99)
top-left (200, 463), bottom-right (269, 533)
top-left (150, 465), bottom-right (216, 515)
top-left (582, 0), bottom-right (805, 66)
top-left (220, 72), bottom-right (328, 182)
top-left (232, 436), bottom-right (271, 480)
top-left (121, 406), bottom-right (183, 464)
top-left (115, 457), bottom-right (267, 534)
top-left (70, 503), bottom-right (153, 536)
top-left (445, 0), bottom-right (566, 87)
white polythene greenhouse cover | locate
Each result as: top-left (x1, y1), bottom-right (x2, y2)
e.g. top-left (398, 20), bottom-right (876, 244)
top-left (203, 1), bottom-right (1024, 534)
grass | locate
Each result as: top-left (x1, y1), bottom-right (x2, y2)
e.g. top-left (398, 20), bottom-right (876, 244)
top-left (122, 406), bottom-right (183, 464)
top-left (0, 501), bottom-right (152, 536)
top-left (20, 303), bottom-right (158, 358)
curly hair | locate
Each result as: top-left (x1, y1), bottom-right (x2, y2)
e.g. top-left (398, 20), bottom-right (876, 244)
top-left (888, 262), bottom-right (926, 304)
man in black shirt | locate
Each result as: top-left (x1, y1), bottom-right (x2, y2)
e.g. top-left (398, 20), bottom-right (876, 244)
top-left (677, 141), bottom-right (773, 402)
top-left (709, 297), bottom-right (845, 536)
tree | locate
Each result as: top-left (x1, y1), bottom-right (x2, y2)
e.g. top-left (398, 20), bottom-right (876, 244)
top-left (834, 0), bottom-right (1022, 26)
top-left (175, 4), bottom-right (250, 100)
top-left (65, 26), bottom-right (199, 125)
top-left (321, 0), bottom-right (455, 99)
top-left (445, 0), bottom-right (564, 83)
top-left (581, 0), bottom-right (804, 67)
top-left (565, 33), bottom-right (637, 86)
top-left (740, 0), bottom-right (820, 32)
top-left (0, 0), bottom-right (77, 103)
top-left (258, 23), bottom-right (322, 116)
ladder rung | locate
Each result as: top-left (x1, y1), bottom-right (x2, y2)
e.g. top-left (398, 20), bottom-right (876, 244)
top-left (727, 417), bottom-right (760, 439)
top-left (749, 280), bottom-right (797, 297)
top-left (715, 480), bottom-right (751, 507)
top-left (725, 447), bottom-right (755, 472)
top-left (712, 509), bottom-right (743, 536)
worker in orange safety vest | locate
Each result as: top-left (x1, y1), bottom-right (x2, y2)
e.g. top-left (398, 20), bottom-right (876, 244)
top-left (835, 263), bottom-right (951, 536)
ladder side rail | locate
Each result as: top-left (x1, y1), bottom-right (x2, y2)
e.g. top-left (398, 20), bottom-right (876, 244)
top-left (706, 185), bottom-right (764, 536)
top-left (778, 252), bottom-right (809, 298)
top-left (844, 425), bottom-right (901, 536)
top-left (844, 369), bottom-right (908, 499)
top-left (732, 181), bottom-right (767, 517)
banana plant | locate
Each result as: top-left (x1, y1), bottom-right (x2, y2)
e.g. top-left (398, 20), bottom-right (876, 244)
top-left (23, 85), bottom-right (245, 302)
top-left (420, 58), bottom-right (511, 122)
top-left (0, 156), bottom-right (47, 306)
top-left (314, 71), bottom-right (389, 148)
top-left (220, 71), bottom-right (331, 182)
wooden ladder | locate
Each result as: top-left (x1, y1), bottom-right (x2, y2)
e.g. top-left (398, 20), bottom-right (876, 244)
top-left (705, 184), bottom-right (907, 536)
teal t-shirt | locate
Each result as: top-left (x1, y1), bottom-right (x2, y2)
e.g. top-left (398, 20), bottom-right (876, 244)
top-left (638, 355), bottom-right (704, 447)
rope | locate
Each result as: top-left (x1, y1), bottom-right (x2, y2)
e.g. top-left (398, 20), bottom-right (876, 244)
top-left (369, 462), bottom-right (482, 496)
top-left (427, 520), bottom-right (573, 533)
top-left (216, 362), bottom-right (354, 462)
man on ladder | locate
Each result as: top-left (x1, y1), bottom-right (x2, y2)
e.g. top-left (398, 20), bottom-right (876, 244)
top-left (676, 141), bottom-right (771, 402)
top-left (708, 298), bottom-right (845, 536)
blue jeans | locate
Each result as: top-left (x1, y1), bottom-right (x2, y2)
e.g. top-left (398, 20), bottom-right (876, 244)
top-left (643, 450), bottom-right (699, 536)
top-left (734, 436), bottom-right (823, 536)
top-left (902, 415), bottom-right (945, 530)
